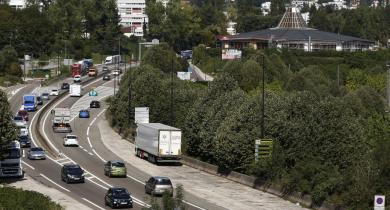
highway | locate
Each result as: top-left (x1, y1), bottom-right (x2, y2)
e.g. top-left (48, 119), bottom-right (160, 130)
top-left (10, 66), bottom-right (218, 210)
top-left (7, 64), bottom-right (308, 210)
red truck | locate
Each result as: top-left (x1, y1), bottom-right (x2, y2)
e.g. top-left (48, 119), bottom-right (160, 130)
top-left (71, 64), bottom-right (81, 77)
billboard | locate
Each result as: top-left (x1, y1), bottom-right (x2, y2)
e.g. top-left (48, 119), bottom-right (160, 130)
top-left (222, 49), bottom-right (242, 60)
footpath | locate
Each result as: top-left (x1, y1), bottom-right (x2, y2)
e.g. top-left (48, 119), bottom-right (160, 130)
top-left (10, 175), bottom-right (92, 210)
top-left (97, 114), bottom-right (306, 210)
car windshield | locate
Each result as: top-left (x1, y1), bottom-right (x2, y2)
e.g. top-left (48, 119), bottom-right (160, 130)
top-left (66, 167), bottom-right (83, 174)
top-left (18, 111), bottom-right (27, 115)
top-left (113, 189), bottom-right (130, 198)
top-left (112, 162), bottom-right (125, 167)
top-left (52, 89), bottom-right (58, 92)
top-left (67, 135), bottom-right (77, 139)
top-left (31, 147), bottom-right (43, 152)
top-left (14, 116), bottom-right (23, 121)
top-left (19, 136), bottom-right (29, 140)
top-left (42, 93), bottom-right (49, 96)
top-left (1, 148), bottom-right (21, 159)
top-left (156, 178), bottom-right (172, 185)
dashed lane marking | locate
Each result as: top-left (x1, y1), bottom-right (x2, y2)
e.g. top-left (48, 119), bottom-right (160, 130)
top-left (40, 173), bottom-right (70, 192)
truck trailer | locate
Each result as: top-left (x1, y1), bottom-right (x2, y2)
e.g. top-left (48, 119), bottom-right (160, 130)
top-left (135, 123), bottom-right (182, 163)
top-left (23, 95), bottom-right (37, 111)
top-left (52, 108), bottom-right (72, 133)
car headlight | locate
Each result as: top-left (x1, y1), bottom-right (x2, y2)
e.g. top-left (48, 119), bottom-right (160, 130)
top-left (113, 199), bottom-right (118, 204)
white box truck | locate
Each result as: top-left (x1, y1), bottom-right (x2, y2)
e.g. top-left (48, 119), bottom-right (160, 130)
top-left (69, 84), bottom-right (81, 97)
top-left (52, 108), bottom-right (72, 133)
top-left (135, 123), bottom-right (182, 163)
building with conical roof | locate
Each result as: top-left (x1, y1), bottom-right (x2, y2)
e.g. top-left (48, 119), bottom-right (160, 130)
top-left (217, 7), bottom-right (375, 52)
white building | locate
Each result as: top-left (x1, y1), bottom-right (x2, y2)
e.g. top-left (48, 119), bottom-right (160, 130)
top-left (261, 2), bottom-right (271, 15)
top-left (117, 0), bottom-right (148, 37)
top-left (7, 0), bottom-right (26, 9)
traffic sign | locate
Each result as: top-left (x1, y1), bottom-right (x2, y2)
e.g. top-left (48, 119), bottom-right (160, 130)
top-left (374, 195), bottom-right (385, 210)
top-left (255, 139), bottom-right (273, 161)
top-left (135, 107), bottom-right (149, 123)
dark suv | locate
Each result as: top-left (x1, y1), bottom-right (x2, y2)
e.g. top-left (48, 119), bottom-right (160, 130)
top-left (61, 164), bottom-right (85, 183)
top-left (61, 82), bottom-right (70, 90)
top-left (19, 135), bottom-right (31, 148)
top-left (105, 187), bottom-right (133, 208)
top-left (90, 100), bottom-right (100, 108)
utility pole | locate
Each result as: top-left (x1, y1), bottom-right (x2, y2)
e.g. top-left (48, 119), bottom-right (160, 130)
top-left (128, 53), bottom-right (132, 125)
top-left (170, 55), bottom-right (174, 126)
top-left (261, 55), bottom-right (265, 139)
top-left (337, 64), bottom-right (340, 87)
top-left (387, 62), bottom-right (390, 108)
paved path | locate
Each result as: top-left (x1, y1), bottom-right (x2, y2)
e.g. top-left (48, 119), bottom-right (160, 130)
top-left (96, 115), bottom-right (307, 210)
top-left (9, 175), bottom-right (93, 210)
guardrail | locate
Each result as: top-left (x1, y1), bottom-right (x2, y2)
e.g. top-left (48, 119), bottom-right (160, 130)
top-left (34, 65), bottom-right (109, 157)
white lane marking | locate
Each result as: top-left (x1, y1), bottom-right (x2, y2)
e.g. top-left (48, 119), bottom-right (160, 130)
top-left (92, 149), bottom-right (106, 162)
top-left (56, 157), bottom-right (68, 162)
top-left (83, 149), bottom-right (88, 152)
top-left (88, 152), bottom-right (93, 156)
top-left (22, 161), bottom-right (35, 170)
top-left (81, 198), bottom-right (105, 210)
top-left (86, 126), bottom-right (90, 136)
top-left (86, 178), bottom-right (109, 190)
top-left (40, 173), bottom-right (70, 192)
top-left (61, 160), bottom-right (73, 165)
top-left (79, 145), bottom-right (83, 149)
top-left (126, 175), bottom-right (144, 185)
top-left (22, 150), bottom-right (25, 158)
top-left (87, 137), bottom-right (93, 148)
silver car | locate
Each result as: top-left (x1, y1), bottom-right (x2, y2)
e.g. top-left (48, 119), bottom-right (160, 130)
top-left (41, 93), bottom-right (50, 100)
top-left (145, 176), bottom-right (173, 196)
top-left (27, 147), bottom-right (46, 160)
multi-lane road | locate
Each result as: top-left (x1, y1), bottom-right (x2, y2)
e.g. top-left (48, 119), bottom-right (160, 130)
top-left (9, 66), bottom-right (216, 210)
top-left (6, 65), bottom-right (308, 210)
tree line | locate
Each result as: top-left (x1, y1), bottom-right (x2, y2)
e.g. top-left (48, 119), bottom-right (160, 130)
top-left (110, 44), bottom-right (390, 209)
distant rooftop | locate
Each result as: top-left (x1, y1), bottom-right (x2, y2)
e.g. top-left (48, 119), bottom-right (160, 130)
top-left (276, 7), bottom-right (308, 29)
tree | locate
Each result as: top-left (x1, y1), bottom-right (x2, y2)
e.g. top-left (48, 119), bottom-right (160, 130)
top-left (0, 91), bottom-right (18, 154)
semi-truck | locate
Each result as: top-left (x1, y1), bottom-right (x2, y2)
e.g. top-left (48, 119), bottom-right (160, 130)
top-left (0, 141), bottom-right (23, 178)
top-left (105, 55), bottom-right (121, 65)
top-left (23, 95), bottom-right (37, 111)
top-left (69, 84), bottom-right (81, 97)
top-left (135, 123), bottom-right (182, 163)
top-left (52, 108), bottom-right (72, 133)
top-left (71, 59), bottom-right (94, 76)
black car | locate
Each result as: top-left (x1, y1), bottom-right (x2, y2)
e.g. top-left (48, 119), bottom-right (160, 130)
top-left (61, 164), bottom-right (85, 183)
top-left (36, 96), bottom-right (43, 105)
top-left (90, 100), bottom-right (100, 108)
top-left (19, 135), bottom-right (31, 148)
top-left (61, 82), bottom-right (70, 90)
top-left (103, 74), bottom-right (111, 81)
top-left (105, 187), bottom-right (133, 208)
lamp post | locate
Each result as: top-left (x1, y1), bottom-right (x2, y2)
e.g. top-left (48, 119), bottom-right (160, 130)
top-left (386, 62), bottom-right (390, 108)
top-left (261, 55), bottom-right (265, 139)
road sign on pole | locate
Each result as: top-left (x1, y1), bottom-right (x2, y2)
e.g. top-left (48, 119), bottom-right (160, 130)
top-left (135, 107), bottom-right (149, 124)
top-left (374, 195), bottom-right (385, 210)
top-left (255, 139), bottom-right (273, 162)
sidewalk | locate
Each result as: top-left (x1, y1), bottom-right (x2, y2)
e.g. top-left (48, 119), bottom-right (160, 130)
top-left (97, 115), bottom-right (306, 210)
top-left (9, 175), bottom-right (92, 210)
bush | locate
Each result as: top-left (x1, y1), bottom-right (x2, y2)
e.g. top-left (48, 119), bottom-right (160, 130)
top-left (0, 186), bottom-right (63, 210)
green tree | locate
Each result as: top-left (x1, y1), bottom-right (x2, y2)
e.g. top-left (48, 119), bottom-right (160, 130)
top-left (0, 91), bottom-right (18, 154)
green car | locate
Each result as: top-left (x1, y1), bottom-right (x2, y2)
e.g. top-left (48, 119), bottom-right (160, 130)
top-left (104, 160), bottom-right (127, 177)
top-left (89, 89), bottom-right (98, 96)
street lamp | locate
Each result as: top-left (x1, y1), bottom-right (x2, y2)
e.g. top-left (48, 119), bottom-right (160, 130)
top-left (386, 62), bottom-right (390, 108)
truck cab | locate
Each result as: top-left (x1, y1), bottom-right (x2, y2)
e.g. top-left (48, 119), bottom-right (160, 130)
top-left (0, 141), bottom-right (24, 178)
top-left (88, 68), bottom-right (97, 77)
top-left (23, 95), bottom-right (37, 111)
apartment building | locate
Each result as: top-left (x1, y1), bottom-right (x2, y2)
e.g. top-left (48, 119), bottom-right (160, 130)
top-left (117, 0), bottom-right (148, 37)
